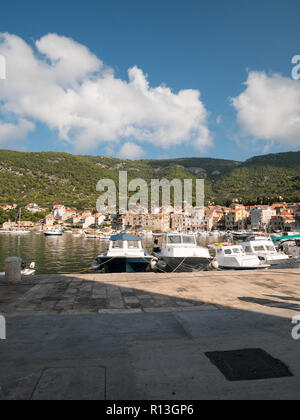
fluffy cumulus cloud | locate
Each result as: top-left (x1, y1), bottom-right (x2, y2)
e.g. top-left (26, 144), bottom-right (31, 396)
top-left (0, 119), bottom-right (34, 145)
top-left (0, 33), bottom-right (212, 153)
top-left (117, 142), bottom-right (144, 159)
top-left (232, 71), bottom-right (300, 148)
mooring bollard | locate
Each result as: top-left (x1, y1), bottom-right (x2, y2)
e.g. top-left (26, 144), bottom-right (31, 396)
top-left (5, 257), bottom-right (22, 283)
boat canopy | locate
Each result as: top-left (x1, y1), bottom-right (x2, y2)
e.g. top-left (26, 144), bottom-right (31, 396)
top-left (110, 234), bottom-right (142, 242)
top-left (272, 234), bottom-right (300, 243)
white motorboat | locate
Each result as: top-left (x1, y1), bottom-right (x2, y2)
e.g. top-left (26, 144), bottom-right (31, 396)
top-left (92, 233), bottom-right (153, 273)
top-left (231, 231), bottom-right (250, 241)
top-left (209, 243), bottom-right (269, 270)
top-left (44, 229), bottom-right (63, 237)
top-left (152, 233), bottom-right (212, 272)
top-left (240, 236), bottom-right (291, 266)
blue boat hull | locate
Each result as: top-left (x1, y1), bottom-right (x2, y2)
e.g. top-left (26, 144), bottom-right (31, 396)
top-left (94, 256), bottom-right (153, 273)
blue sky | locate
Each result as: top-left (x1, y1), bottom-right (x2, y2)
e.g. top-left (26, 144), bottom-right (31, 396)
top-left (0, 0), bottom-right (299, 161)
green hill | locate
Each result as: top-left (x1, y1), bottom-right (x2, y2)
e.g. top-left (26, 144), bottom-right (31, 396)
top-left (213, 151), bottom-right (300, 204)
top-left (0, 149), bottom-right (299, 208)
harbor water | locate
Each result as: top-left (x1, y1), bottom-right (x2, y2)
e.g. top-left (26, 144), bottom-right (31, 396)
top-left (0, 232), bottom-right (298, 274)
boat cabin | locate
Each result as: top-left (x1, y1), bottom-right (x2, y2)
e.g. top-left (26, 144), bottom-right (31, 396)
top-left (162, 234), bottom-right (197, 247)
top-left (108, 234), bottom-right (146, 256)
top-left (209, 244), bottom-right (245, 258)
top-left (241, 238), bottom-right (277, 255)
top-left (208, 243), bottom-right (268, 269)
top-left (160, 233), bottom-right (210, 259)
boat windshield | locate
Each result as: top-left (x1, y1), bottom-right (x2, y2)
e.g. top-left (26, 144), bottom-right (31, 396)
top-left (127, 241), bottom-right (140, 249)
top-left (112, 240), bottom-right (124, 249)
top-left (254, 245), bottom-right (265, 252)
top-left (233, 248), bottom-right (242, 254)
top-left (183, 235), bottom-right (196, 245)
top-left (265, 245), bottom-right (276, 252)
top-left (167, 236), bottom-right (182, 244)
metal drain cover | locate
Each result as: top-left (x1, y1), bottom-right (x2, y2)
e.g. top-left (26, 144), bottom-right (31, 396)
top-left (205, 348), bottom-right (293, 382)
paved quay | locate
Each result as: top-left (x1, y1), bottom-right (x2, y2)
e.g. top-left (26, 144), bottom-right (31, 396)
top-left (0, 269), bottom-right (300, 400)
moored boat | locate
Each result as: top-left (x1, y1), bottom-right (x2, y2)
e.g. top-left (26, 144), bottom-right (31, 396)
top-left (92, 233), bottom-right (153, 273)
top-left (152, 233), bottom-right (212, 272)
top-left (84, 231), bottom-right (102, 239)
top-left (209, 243), bottom-right (269, 270)
top-left (240, 236), bottom-right (291, 266)
top-left (44, 229), bottom-right (63, 236)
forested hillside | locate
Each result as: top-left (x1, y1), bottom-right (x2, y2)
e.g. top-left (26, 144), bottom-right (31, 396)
top-left (0, 150), bottom-right (299, 208)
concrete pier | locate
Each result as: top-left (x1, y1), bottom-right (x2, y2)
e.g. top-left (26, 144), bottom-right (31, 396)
top-left (0, 269), bottom-right (300, 399)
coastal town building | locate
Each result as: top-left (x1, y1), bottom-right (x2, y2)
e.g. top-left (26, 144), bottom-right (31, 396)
top-left (25, 203), bottom-right (46, 213)
top-left (251, 206), bottom-right (276, 230)
top-left (52, 204), bottom-right (66, 219)
top-left (0, 204), bottom-right (17, 211)
top-left (269, 208), bottom-right (300, 232)
top-left (225, 206), bottom-right (250, 230)
top-left (2, 220), bottom-right (38, 229)
top-left (123, 213), bottom-right (170, 233)
top-left (1, 201), bottom-right (300, 234)
top-left (44, 214), bottom-right (55, 226)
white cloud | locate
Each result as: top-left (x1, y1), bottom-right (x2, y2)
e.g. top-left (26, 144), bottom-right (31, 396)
top-left (117, 142), bottom-right (144, 159)
top-left (0, 119), bottom-right (34, 146)
top-left (0, 33), bottom-right (213, 154)
top-left (232, 71), bottom-right (300, 148)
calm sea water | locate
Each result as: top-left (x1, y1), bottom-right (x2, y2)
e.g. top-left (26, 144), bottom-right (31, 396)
top-left (0, 232), bottom-right (219, 275)
top-left (1, 232), bottom-right (298, 274)
top-left (0, 232), bottom-right (109, 274)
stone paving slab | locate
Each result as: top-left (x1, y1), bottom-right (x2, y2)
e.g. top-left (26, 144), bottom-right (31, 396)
top-left (32, 367), bottom-right (106, 400)
top-left (1, 269), bottom-right (300, 400)
top-left (126, 332), bottom-right (300, 400)
top-left (1, 309), bottom-right (300, 400)
top-left (0, 269), bottom-right (300, 317)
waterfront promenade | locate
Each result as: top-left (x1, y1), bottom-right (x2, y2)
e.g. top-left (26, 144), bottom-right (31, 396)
top-left (1, 269), bottom-right (300, 399)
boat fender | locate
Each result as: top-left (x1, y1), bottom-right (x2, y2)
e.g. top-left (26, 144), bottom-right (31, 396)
top-left (208, 259), bottom-right (219, 270)
top-left (150, 258), bottom-right (158, 270)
